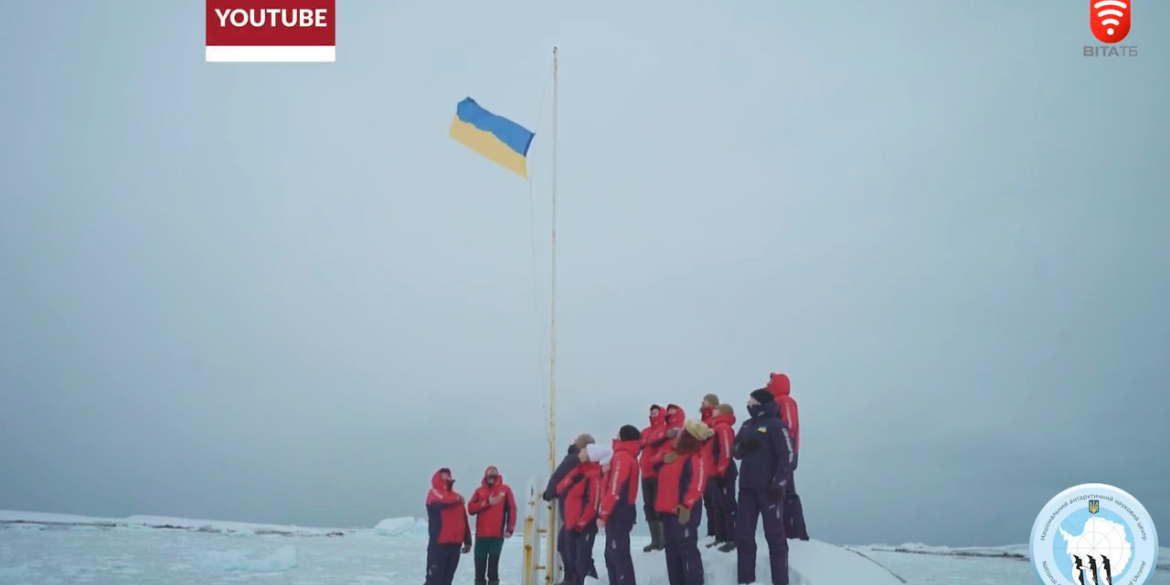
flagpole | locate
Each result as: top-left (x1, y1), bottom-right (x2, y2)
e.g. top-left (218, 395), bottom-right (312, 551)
top-left (548, 45), bottom-right (558, 477)
top-left (545, 45), bottom-right (560, 585)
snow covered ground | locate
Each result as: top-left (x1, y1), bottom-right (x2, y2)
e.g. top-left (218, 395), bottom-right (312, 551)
top-left (0, 510), bottom-right (1166, 585)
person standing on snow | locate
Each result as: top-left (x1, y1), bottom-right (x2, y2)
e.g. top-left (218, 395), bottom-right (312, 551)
top-left (638, 405), bottom-right (667, 552)
top-left (598, 425), bottom-right (641, 585)
top-left (467, 466), bottom-right (518, 585)
top-left (733, 389), bottom-right (794, 585)
top-left (765, 373), bottom-right (808, 541)
top-left (555, 443), bottom-right (607, 585)
top-left (424, 468), bottom-right (473, 585)
top-left (543, 434), bottom-right (599, 582)
top-left (708, 403), bottom-right (739, 552)
top-left (697, 394), bottom-right (720, 543)
top-left (652, 419), bottom-right (712, 585)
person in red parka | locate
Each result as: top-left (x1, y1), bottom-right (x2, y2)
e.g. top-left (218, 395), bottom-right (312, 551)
top-left (708, 403), bottom-right (739, 552)
top-left (698, 393), bottom-right (719, 541)
top-left (653, 420), bottom-right (713, 585)
top-left (467, 466), bottom-right (518, 585)
top-left (424, 468), bottom-right (472, 585)
top-left (556, 444), bottom-right (607, 585)
top-left (766, 373), bottom-right (809, 541)
top-left (638, 405), bottom-right (667, 552)
top-left (598, 425), bottom-right (641, 585)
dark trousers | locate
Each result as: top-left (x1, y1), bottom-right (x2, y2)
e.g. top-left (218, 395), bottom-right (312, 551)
top-left (641, 478), bottom-right (659, 521)
top-left (473, 536), bottom-right (503, 582)
top-left (604, 508), bottom-right (637, 585)
top-left (564, 527), bottom-right (597, 585)
top-left (784, 457), bottom-right (809, 540)
top-left (424, 543), bottom-right (461, 585)
top-left (662, 509), bottom-right (704, 585)
top-left (709, 462), bottom-right (738, 542)
top-left (736, 488), bottom-right (788, 585)
top-left (702, 488), bottom-right (716, 537)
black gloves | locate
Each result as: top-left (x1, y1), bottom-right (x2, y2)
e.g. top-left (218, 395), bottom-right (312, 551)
top-left (542, 491), bottom-right (555, 503)
top-left (740, 438), bottom-right (760, 452)
top-left (461, 542), bottom-right (472, 554)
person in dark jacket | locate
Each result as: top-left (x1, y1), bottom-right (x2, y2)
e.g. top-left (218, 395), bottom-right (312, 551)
top-left (467, 466), bottom-right (518, 585)
top-left (653, 419), bottom-right (712, 585)
top-left (598, 425), bottom-right (641, 585)
top-left (733, 389), bottom-right (794, 585)
top-left (556, 444), bottom-right (607, 585)
top-left (424, 468), bottom-right (473, 585)
top-left (543, 434), bottom-right (598, 583)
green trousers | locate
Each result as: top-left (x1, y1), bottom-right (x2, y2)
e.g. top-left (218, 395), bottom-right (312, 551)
top-left (474, 536), bottom-right (504, 559)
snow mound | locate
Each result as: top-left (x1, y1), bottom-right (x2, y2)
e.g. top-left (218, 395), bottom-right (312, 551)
top-left (373, 517), bottom-right (417, 536)
top-left (862, 542), bottom-right (1029, 559)
top-left (195, 547), bottom-right (298, 572)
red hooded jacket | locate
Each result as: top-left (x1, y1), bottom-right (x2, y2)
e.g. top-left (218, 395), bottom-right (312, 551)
top-left (708, 412), bottom-right (737, 477)
top-left (467, 466), bottom-right (518, 538)
top-left (424, 469), bottom-right (472, 546)
top-left (557, 461), bottom-right (603, 532)
top-left (639, 405), bottom-right (667, 479)
top-left (647, 405), bottom-right (689, 469)
top-left (599, 439), bottom-right (641, 522)
top-left (652, 429), bottom-right (708, 514)
top-left (767, 373), bottom-right (800, 453)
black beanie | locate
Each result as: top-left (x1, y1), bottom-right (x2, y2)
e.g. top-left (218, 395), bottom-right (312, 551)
top-left (750, 388), bottom-right (775, 405)
top-left (619, 425), bottom-right (641, 442)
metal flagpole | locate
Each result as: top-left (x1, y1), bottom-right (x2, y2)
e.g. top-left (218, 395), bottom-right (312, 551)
top-left (544, 45), bottom-right (560, 585)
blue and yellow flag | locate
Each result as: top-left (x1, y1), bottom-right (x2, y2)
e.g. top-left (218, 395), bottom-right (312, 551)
top-left (449, 97), bottom-right (535, 178)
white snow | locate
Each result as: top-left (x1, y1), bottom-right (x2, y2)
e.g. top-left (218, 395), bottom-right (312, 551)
top-left (1, 509), bottom-right (1167, 584)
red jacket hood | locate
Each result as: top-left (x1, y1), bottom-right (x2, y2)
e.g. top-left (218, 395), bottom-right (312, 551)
top-left (481, 466), bottom-right (504, 488)
top-left (649, 405), bottom-right (667, 427)
top-left (709, 412), bottom-right (736, 427)
top-left (665, 404), bottom-right (686, 427)
top-left (431, 468), bottom-right (455, 491)
top-left (612, 438), bottom-right (641, 457)
top-left (767, 373), bottom-right (791, 396)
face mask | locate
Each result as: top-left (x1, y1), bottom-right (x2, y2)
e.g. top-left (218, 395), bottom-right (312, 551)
top-left (487, 475), bottom-right (497, 484)
top-left (747, 403), bottom-right (763, 418)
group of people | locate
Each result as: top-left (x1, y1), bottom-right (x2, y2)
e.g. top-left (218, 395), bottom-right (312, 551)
top-left (422, 372), bottom-right (808, 585)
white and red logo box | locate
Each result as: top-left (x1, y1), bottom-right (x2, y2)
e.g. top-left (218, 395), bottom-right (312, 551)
top-left (206, 0), bottom-right (335, 63)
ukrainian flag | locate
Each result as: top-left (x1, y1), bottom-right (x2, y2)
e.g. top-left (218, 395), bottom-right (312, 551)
top-left (449, 97), bottom-right (535, 178)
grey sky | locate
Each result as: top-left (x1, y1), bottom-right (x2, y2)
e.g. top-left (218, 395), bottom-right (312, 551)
top-left (0, 0), bottom-right (1166, 548)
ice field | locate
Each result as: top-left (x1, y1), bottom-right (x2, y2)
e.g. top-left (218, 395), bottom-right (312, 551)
top-left (0, 511), bottom-right (1166, 585)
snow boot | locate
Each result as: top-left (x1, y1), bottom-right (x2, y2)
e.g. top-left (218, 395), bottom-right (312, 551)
top-left (717, 541), bottom-right (737, 553)
top-left (643, 520), bottom-right (663, 552)
top-left (652, 520), bottom-right (666, 551)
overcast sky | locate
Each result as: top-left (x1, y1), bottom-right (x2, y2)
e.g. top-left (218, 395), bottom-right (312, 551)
top-left (0, 0), bottom-right (1166, 547)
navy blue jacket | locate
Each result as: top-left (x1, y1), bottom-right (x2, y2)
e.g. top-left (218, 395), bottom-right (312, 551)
top-left (732, 400), bottom-right (793, 492)
top-left (543, 445), bottom-right (581, 503)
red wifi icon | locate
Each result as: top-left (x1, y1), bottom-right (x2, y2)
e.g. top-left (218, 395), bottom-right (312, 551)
top-left (1090, 0), bottom-right (1131, 43)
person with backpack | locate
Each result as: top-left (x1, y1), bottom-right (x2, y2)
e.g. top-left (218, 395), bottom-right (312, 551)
top-left (766, 373), bottom-right (809, 541)
top-left (733, 389), bottom-right (794, 585)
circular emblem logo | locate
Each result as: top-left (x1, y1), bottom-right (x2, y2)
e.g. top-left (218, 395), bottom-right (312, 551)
top-left (1030, 483), bottom-right (1159, 585)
